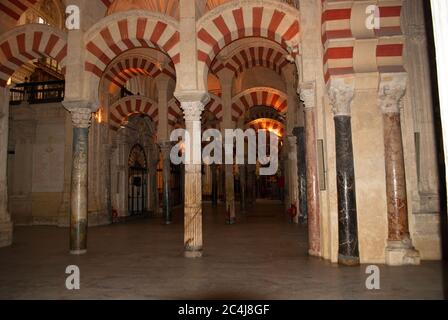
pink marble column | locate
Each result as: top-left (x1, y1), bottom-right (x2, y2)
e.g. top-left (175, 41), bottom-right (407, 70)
top-left (300, 83), bottom-right (321, 257)
top-left (379, 73), bottom-right (420, 265)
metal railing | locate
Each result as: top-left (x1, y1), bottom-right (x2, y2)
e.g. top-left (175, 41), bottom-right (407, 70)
top-left (9, 80), bottom-right (65, 105)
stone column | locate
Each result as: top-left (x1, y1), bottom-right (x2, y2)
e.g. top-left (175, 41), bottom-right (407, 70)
top-left (179, 99), bottom-right (206, 258)
top-left (218, 69), bottom-right (236, 224)
top-left (64, 103), bottom-right (92, 255)
top-left (148, 144), bottom-right (159, 216)
top-left (225, 164), bottom-right (236, 224)
top-left (404, 0), bottom-right (440, 213)
top-left (211, 163), bottom-right (218, 207)
top-left (328, 80), bottom-right (359, 266)
top-left (247, 164), bottom-right (256, 204)
top-left (239, 165), bottom-right (247, 212)
top-left (300, 82), bottom-right (321, 257)
top-left (293, 126), bottom-right (307, 224)
top-left (159, 141), bottom-right (172, 224)
top-left (287, 135), bottom-right (299, 223)
top-left (379, 73), bottom-right (421, 266)
top-left (0, 87), bottom-right (13, 247)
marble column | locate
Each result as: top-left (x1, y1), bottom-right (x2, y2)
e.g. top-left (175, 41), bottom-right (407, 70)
top-left (247, 165), bottom-right (256, 205)
top-left (159, 141), bottom-right (172, 224)
top-left (300, 82), bottom-right (321, 257)
top-left (180, 99), bottom-right (206, 258)
top-left (239, 165), bottom-right (247, 212)
top-left (148, 145), bottom-right (159, 216)
top-left (225, 164), bottom-right (236, 224)
top-left (211, 163), bottom-right (218, 207)
top-left (379, 73), bottom-right (420, 266)
top-left (0, 87), bottom-right (13, 247)
top-left (293, 127), bottom-right (308, 224)
top-left (328, 80), bottom-right (359, 266)
top-left (287, 135), bottom-right (299, 223)
top-left (66, 105), bottom-right (91, 255)
top-left (219, 69), bottom-right (236, 224)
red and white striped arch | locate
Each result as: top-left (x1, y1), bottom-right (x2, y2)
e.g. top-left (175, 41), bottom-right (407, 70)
top-left (232, 87), bottom-right (287, 120)
top-left (109, 95), bottom-right (158, 131)
top-left (0, 23), bottom-right (67, 87)
top-left (247, 118), bottom-right (285, 137)
top-left (205, 93), bottom-right (223, 120)
top-left (167, 97), bottom-right (182, 128)
top-left (322, 1), bottom-right (404, 83)
top-left (0, 0), bottom-right (39, 21)
top-left (197, 0), bottom-right (300, 89)
top-left (84, 11), bottom-right (180, 101)
top-left (210, 46), bottom-right (290, 78)
top-left (103, 55), bottom-right (176, 90)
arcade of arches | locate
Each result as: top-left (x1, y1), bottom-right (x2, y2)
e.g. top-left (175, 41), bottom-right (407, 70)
top-left (0, 0), bottom-right (447, 299)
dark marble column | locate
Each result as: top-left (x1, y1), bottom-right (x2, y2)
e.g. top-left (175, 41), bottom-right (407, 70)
top-left (247, 165), bottom-right (256, 205)
top-left (329, 82), bottom-right (359, 266)
top-left (239, 165), bottom-right (246, 212)
top-left (159, 142), bottom-right (172, 225)
top-left (67, 107), bottom-right (91, 255)
top-left (379, 74), bottom-right (420, 265)
top-left (293, 127), bottom-right (307, 224)
top-left (300, 83), bottom-right (321, 257)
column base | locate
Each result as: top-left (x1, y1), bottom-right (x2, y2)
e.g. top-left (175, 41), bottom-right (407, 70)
top-left (226, 218), bottom-right (236, 225)
top-left (0, 220), bottom-right (13, 248)
top-left (338, 254), bottom-right (360, 266)
top-left (70, 249), bottom-right (87, 255)
top-left (184, 249), bottom-right (202, 258)
top-left (385, 239), bottom-right (421, 266)
top-left (308, 249), bottom-right (321, 257)
top-left (164, 221), bottom-right (173, 225)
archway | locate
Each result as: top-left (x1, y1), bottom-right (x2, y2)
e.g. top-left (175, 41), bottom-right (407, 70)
top-left (128, 143), bottom-right (148, 216)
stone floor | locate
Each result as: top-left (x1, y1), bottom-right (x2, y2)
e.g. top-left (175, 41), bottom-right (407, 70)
top-left (0, 203), bottom-right (446, 300)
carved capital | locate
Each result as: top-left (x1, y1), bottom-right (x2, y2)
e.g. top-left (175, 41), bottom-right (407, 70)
top-left (328, 79), bottom-right (355, 117)
top-left (378, 73), bottom-right (407, 114)
top-left (63, 100), bottom-right (93, 128)
top-left (180, 101), bottom-right (205, 122)
top-left (300, 81), bottom-right (316, 110)
top-left (70, 108), bottom-right (92, 128)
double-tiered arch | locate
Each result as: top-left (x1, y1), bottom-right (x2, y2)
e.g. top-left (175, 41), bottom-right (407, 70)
top-left (84, 10), bottom-right (180, 105)
top-left (109, 95), bottom-right (158, 130)
top-left (231, 87), bottom-right (287, 121)
top-left (0, 23), bottom-right (67, 87)
top-left (196, 0), bottom-right (300, 91)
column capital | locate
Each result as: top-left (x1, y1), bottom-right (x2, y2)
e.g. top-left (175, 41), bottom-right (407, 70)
top-left (378, 73), bottom-right (407, 114)
top-left (180, 101), bottom-right (206, 122)
top-left (300, 81), bottom-right (316, 111)
top-left (63, 100), bottom-right (94, 128)
top-left (70, 108), bottom-right (92, 129)
top-left (328, 79), bottom-right (355, 117)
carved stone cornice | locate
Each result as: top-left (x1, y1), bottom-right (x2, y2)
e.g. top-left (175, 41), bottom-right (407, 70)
top-left (328, 79), bottom-right (355, 117)
top-left (378, 73), bottom-right (407, 114)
